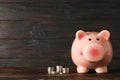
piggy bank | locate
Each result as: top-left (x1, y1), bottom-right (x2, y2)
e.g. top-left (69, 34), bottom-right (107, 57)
top-left (71, 30), bottom-right (113, 73)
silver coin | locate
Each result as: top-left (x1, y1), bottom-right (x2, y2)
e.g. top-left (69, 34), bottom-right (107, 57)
top-left (56, 65), bottom-right (63, 73)
top-left (62, 68), bottom-right (69, 74)
top-left (47, 67), bottom-right (54, 74)
top-left (66, 68), bottom-right (69, 73)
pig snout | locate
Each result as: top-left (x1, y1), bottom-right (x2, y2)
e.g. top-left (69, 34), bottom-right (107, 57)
top-left (83, 43), bottom-right (105, 62)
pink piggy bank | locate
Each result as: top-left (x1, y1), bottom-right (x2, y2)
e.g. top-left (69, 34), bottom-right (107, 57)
top-left (71, 30), bottom-right (113, 73)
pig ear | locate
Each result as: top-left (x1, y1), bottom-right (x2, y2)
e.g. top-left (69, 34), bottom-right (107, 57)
top-left (76, 30), bottom-right (86, 40)
top-left (98, 30), bottom-right (110, 40)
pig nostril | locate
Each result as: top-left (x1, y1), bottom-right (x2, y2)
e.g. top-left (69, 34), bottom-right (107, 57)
top-left (81, 53), bottom-right (83, 55)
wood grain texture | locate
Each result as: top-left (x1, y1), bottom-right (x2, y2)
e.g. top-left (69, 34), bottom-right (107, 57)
top-left (0, 0), bottom-right (119, 69)
top-left (0, 68), bottom-right (119, 80)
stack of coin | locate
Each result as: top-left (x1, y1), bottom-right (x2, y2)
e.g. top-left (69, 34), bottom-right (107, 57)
top-left (47, 65), bottom-right (69, 75)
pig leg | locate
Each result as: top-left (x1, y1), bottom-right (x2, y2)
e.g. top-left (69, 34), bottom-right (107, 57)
top-left (95, 67), bottom-right (107, 73)
top-left (77, 66), bottom-right (89, 73)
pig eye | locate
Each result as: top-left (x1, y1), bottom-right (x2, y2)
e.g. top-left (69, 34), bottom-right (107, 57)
top-left (96, 38), bottom-right (99, 41)
top-left (88, 38), bottom-right (92, 41)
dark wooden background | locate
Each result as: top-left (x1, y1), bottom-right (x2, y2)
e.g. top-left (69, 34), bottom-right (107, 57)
top-left (0, 0), bottom-right (119, 70)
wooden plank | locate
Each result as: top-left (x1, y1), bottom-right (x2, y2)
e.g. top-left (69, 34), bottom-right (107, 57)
top-left (0, 40), bottom-right (71, 58)
top-left (0, 67), bottom-right (119, 79)
top-left (0, 4), bottom-right (53, 20)
top-left (0, 21), bottom-right (119, 39)
top-left (0, 2), bottom-right (118, 20)
top-left (0, 57), bottom-right (118, 68)
top-left (0, 21), bottom-right (75, 39)
top-left (0, 57), bottom-right (73, 67)
top-left (0, 0), bottom-right (115, 3)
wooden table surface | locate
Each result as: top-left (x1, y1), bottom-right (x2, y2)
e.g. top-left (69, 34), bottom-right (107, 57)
top-left (0, 67), bottom-right (119, 80)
